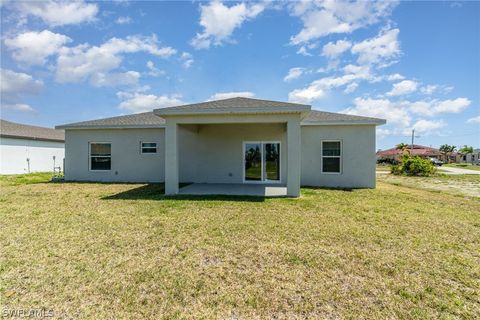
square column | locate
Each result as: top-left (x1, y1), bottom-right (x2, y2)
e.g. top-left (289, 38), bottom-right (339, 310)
top-left (165, 122), bottom-right (179, 195)
top-left (287, 119), bottom-right (301, 197)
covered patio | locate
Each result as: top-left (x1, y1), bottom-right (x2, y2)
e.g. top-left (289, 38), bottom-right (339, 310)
top-left (154, 98), bottom-right (310, 197)
top-left (178, 183), bottom-right (288, 197)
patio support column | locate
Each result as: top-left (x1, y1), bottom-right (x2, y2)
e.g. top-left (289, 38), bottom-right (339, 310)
top-left (165, 121), bottom-right (179, 195)
top-left (287, 119), bottom-right (301, 197)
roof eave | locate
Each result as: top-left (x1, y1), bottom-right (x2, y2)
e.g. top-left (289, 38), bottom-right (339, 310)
top-left (55, 124), bottom-right (166, 130)
top-left (154, 105), bottom-right (312, 116)
top-left (301, 119), bottom-right (386, 126)
top-left (0, 134), bottom-right (64, 143)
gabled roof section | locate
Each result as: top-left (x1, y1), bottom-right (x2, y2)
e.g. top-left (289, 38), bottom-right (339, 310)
top-left (302, 110), bottom-right (386, 125)
top-left (1, 119), bottom-right (65, 142)
top-left (56, 112), bottom-right (165, 129)
top-left (154, 97), bottom-right (311, 116)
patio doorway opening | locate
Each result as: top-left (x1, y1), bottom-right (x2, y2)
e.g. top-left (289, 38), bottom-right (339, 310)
top-left (243, 141), bottom-right (280, 183)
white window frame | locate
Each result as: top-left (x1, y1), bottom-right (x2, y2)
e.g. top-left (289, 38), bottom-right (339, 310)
top-left (140, 141), bottom-right (158, 154)
top-left (89, 142), bottom-right (111, 171)
top-left (242, 141), bottom-right (282, 184)
top-left (321, 140), bottom-right (342, 174)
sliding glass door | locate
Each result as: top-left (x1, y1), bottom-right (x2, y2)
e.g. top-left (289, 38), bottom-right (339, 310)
top-left (245, 143), bottom-right (262, 181)
top-left (244, 142), bottom-right (280, 182)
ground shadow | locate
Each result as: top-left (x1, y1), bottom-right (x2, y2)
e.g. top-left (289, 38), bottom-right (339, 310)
top-left (302, 186), bottom-right (354, 192)
top-left (101, 184), bottom-right (267, 202)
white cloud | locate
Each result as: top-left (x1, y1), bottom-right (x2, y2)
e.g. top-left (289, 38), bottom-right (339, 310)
top-left (55, 35), bottom-right (176, 85)
top-left (344, 82), bottom-right (358, 94)
top-left (386, 73), bottom-right (404, 81)
top-left (434, 98), bottom-right (471, 114)
top-left (2, 103), bottom-right (35, 112)
top-left (146, 61), bottom-right (165, 77)
top-left (420, 84), bottom-right (437, 95)
top-left (296, 46), bottom-right (312, 56)
top-left (208, 91), bottom-right (255, 100)
top-left (321, 39), bottom-right (351, 58)
top-left (15, 0), bottom-right (98, 27)
top-left (386, 80), bottom-right (418, 96)
top-left (404, 119), bottom-right (446, 135)
top-left (420, 84), bottom-right (453, 95)
top-left (288, 86), bottom-right (326, 104)
top-left (117, 91), bottom-right (183, 113)
top-left (4, 30), bottom-right (71, 65)
top-left (0, 69), bottom-right (43, 96)
top-left (343, 97), bottom-right (411, 127)
top-left (90, 71), bottom-right (140, 87)
top-left (288, 64), bottom-right (373, 103)
top-left (409, 98), bottom-right (471, 116)
top-left (351, 28), bottom-right (400, 65)
top-left (376, 128), bottom-right (391, 138)
top-left (191, 1), bottom-right (266, 49)
top-left (290, 0), bottom-right (398, 44)
top-left (0, 69), bottom-right (43, 112)
top-left (115, 16), bottom-right (132, 24)
top-left (180, 52), bottom-right (194, 69)
top-left (467, 116), bottom-right (480, 124)
top-left (284, 67), bottom-right (305, 82)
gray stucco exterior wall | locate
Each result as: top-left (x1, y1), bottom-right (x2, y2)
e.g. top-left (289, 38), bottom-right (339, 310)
top-left (64, 124), bottom-right (377, 188)
top-left (64, 128), bottom-right (165, 182)
top-left (301, 125), bottom-right (377, 188)
top-left (178, 123), bottom-right (287, 184)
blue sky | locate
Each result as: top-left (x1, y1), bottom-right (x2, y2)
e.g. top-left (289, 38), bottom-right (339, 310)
top-left (1, 0), bottom-right (478, 149)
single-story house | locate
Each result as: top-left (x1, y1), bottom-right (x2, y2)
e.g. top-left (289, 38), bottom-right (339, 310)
top-left (376, 144), bottom-right (444, 162)
top-left (1, 119), bottom-right (65, 174)
top-left (56, 97), bottom-right (386, 197)
top-left (457, 148), bottom-right (480, 163)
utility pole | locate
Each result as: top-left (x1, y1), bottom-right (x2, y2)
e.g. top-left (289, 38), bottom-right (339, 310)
top-left (411, 129), bottom-right (415, 152)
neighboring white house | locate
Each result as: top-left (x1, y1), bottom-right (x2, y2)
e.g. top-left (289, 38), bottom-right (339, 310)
top-left (0, 119), bottom-right (65, 174)
top-left (56, 97), bottom-right (386, 197)
top-left (458, 148), bottom-right (480, 163)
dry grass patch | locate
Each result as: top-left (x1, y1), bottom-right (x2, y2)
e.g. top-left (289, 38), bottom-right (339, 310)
top-left (0, 176), bottom-right (479, 319)
top-left (378, 173), bottom-right (480, 198)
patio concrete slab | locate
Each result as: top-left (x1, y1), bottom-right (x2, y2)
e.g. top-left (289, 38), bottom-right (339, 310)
top-left (178, 183), bottom-right (287, 197)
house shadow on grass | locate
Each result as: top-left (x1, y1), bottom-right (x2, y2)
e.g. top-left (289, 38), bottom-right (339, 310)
top-left (302, 186), bottom-right (354, 192)
top-left (101, 183), bottom-right (266, 202)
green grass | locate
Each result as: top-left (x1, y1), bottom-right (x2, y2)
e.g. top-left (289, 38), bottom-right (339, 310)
top-left (444, 163), bottom-right (480, 171)
top-left (0, 172), bottom-right (53, 186)
top-left (0, 174), bottom-right (479, 318)
top-left (376, 164), bottom-right (392, 172)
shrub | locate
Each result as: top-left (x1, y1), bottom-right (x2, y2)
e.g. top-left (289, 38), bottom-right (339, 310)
top-left (391, 155), bottom-right (436, 176)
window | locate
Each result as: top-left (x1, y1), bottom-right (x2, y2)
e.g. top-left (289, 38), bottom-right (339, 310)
top-left (141, 142), bottom-right (157, 154)
top-left (90, 143), bottom-right (111, 170)
top-left (322, 141), bottom-right (341, 173)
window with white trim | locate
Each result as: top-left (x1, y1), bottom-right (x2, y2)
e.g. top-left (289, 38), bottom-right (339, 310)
top-left (90, 143), bottom-right (111, 170)
top-left (322, 141), bottom-right (341, 173)
top-left (141, 142), bottom-right (157, 154)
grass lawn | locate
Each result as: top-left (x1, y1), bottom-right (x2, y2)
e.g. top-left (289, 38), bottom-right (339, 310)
top-left (376, 164), bottom-right (392, 172)
top-left (1, 174), bottom-right (479, 318)
top-left (378, 173), bottom-right (480, 198)
top-left (444, 163), bottom-right (480, 171)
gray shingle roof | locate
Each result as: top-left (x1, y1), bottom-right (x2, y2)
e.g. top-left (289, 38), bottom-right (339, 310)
top-left (56, 98), bottom-right (386, 129)
top-left (303, 110), bottom-right (385, 125)
top-left (55, 112), bottom-right (165, 129)
top-left (1, 119), bottom-right (65, 142)
top-left (154, 97), bottom-right (311, 115)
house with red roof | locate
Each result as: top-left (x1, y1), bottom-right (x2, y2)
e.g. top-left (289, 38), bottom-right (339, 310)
top-left (376, 144), bottom-right (446, 162)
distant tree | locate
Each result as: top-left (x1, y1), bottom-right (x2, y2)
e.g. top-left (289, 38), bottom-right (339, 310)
top-left (458, 145), bottom-right (474, 163)
top-left (439, 144), bottom-right (456, 163)
top-left (396, 143), bottom-right (410, 156)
